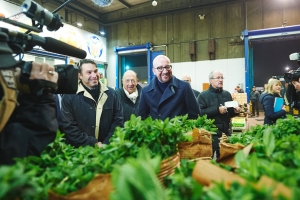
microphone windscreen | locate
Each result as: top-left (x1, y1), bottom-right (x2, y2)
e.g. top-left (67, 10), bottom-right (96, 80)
top-left (43, 37), bottom-right (87, 59)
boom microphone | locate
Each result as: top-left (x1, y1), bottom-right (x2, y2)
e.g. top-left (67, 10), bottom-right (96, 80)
top-left (44, 37), bottom-right (87, 59)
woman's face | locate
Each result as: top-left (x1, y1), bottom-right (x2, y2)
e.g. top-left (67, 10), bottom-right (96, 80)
top-left (272, 83), bottom-right (281, 94)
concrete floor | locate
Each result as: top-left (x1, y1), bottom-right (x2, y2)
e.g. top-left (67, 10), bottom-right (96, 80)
top-left (246, 112), bottom-right (265, 129)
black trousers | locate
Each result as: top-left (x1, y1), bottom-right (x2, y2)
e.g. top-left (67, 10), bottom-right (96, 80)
top-left (252, 101), bottom-right (259, 115)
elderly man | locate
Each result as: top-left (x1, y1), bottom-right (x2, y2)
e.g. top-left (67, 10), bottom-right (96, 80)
top-left (197, 70), bottom-right (241, 158)
top-left (138, 55), bottom-right (200, 120)
top-left (182, 75), bottom-right (200, 98)
top-left (61, 59), bottom-right (123, 148)
top-left (116, 70), bottom-right (142, 122)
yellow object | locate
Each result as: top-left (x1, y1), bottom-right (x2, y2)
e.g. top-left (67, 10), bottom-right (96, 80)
top-left (293, 108), bottom-right (299, 115)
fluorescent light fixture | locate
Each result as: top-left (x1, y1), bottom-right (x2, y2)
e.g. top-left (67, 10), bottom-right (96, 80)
top-left (100, 31), bottom-right (105, 35)
top-left (76, 22), bottom-right (82, 27)
top-left (117, 49), bottom-right (148, 55)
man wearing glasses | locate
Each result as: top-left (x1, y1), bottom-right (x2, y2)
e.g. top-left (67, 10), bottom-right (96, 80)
top-left (61, 59), bottom-right (123, 148)
top-left (138, 55), bottom-right (200, 120)
top-left (197, 70), bottom-right (241, 159)
top-left (116, 70), bottom-right (142, 122)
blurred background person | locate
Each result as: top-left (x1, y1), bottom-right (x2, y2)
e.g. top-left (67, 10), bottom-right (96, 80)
top-left (235, 85), bottom-right (244, 93)
top-left (250, 86), bottom-right (260, 117)
top-left (116, 70), bottom-right (142, 122)
top-left (182, 75), bottom-right (200, 98)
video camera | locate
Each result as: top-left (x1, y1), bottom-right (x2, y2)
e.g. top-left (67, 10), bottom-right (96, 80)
top-left (0, 0), bottom-right (87, 94)
top-left (284, 52), bottom-right (300, 110)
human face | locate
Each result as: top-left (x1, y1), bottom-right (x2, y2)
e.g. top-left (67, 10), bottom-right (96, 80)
top-left (153, 57), bottom-right (172, 83)
top-left (122, 72), bottom-right (138, 94)
top-left (210, 71), bottom-right (224, 89)
top-left (182, 76), bottom-right (191, 84)
top-left (79, 63), bottom-right (99, 88)
top-left (272, 83), bottom-right (281, 94)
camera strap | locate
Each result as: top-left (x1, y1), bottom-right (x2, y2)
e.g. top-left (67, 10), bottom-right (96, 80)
top-left (0, 69), bottom-right (18, 132)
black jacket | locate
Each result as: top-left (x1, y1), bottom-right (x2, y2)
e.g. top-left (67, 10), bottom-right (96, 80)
top-left (0, 94), bottom-right (57, 165)
top-left (197, 85), bottom-right (239, 136)
top-left (61, 82), bottom-right (123, 147)
top-left (116, 84), bottom-right (142, 122)
top-left (259, 93), bottom-right (286, 125)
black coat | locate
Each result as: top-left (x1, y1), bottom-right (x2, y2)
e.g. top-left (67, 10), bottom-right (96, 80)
top-left (116, 84), bottom-right (142, 122)
top-left (259, 93), bottom-right (286, 125)
top-left (138, 76), bottom-right (200, 120)
top-left (197, 85), bottom-right (239, 136)
top-left (0, 94), bottom-right (57, 165)
top-left (192, 89), bottom-right (201, 99)
top-left (61, 82), bottom-right (123, 147)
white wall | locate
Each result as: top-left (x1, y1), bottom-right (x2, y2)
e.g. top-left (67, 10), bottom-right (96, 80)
top-left (172, 58), bottom-right (245, 93)
top-left (106, 51), bottom-right (245, 93)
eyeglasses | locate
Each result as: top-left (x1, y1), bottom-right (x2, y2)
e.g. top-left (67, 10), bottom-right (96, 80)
top-left (211, 77), bottom-right (225, 80)
top-left (124, 79), bottom-right (137, 84)
top-left (154, 65), bottom-right (172, 72)
top-left (182, 80), bottom-right (191, 82)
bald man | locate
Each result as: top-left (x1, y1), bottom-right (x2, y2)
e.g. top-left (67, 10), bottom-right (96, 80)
top-left (138, 55), bottom-right (200, 120)
top-left (182, 75), bottom-right (200, 98)
top-left (116, 70), bottom-right (142, 122)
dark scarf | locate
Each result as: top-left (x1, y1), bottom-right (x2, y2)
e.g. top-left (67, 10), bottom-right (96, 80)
top-left (81, 81), bottom-right (100, 101)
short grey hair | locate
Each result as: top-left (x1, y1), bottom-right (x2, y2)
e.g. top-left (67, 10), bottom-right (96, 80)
top-left (122, 70), bottom-right (138, 80)
top-left (208, 71), bottom-right (215, 80)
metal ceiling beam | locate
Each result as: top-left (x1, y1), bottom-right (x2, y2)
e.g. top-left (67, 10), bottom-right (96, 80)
top-left (117, 0), bottom-right (131, 9)
top-left (50, 0), bottom-right (104, 25)
top-left (69, 0), bottom-right (102, 16)
top-left (103, 0), bottom-right (256, 25)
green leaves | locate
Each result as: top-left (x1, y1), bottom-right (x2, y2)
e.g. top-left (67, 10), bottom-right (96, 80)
top-left (262, 127), bottom-right (275, 157)
top-left (110, 147), bottom-right (167, 200)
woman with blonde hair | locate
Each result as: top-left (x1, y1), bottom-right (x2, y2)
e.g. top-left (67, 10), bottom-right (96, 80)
top-left (259, 79), bottom-right (286, 125)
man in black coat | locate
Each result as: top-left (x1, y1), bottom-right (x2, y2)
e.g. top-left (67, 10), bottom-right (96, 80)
top-left (116, 70), bottom-right (142, 122)
top-left (197, 70), bottom-right (240, 159)
top-left (138, 55), bottom-right (200, 120)
top-left (61, 59), bottom-right (123, 148)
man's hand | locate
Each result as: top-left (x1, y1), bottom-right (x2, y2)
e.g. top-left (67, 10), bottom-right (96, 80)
top-left (234, 106), bottom-right (241, 113)
top-left (219, 105), bottom-right (227, 114)
top-left (97, 142), bottom-right (102, 148)
top-left (292, 80), bottom-right (300, 91)
top-left (30, 62), bottom-right (58, 83)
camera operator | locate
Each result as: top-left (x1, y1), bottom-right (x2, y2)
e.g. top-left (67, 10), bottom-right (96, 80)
top-left (284, 67), bottom-right (300, 115)
top-left (0, 62), bottom-right (59, 165)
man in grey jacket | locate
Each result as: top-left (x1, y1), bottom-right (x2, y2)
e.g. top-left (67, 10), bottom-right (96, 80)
top-left (61, 59), bottom-right (123, 147)
top-left (250, 86), bottom-right (260, 117)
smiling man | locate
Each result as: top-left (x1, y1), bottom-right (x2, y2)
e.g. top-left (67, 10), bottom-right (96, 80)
top-left (197, 70), bottom-right (241, 159)
top-left (138, 55), bottom-right (200, 120)
top-left (61, 59), bottom-right (123, 148)
top-left (116, 70), bottom-right (142, 122)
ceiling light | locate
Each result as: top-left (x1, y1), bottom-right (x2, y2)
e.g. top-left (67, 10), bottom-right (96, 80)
top-left (92, 0), bottom-right (114, 7)
top-left (76, 22), bottom-right (82, 27)
top-left (100, 31), bottom-right (105, 35)
top-left (152, 0), bottom-right (157, 6)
